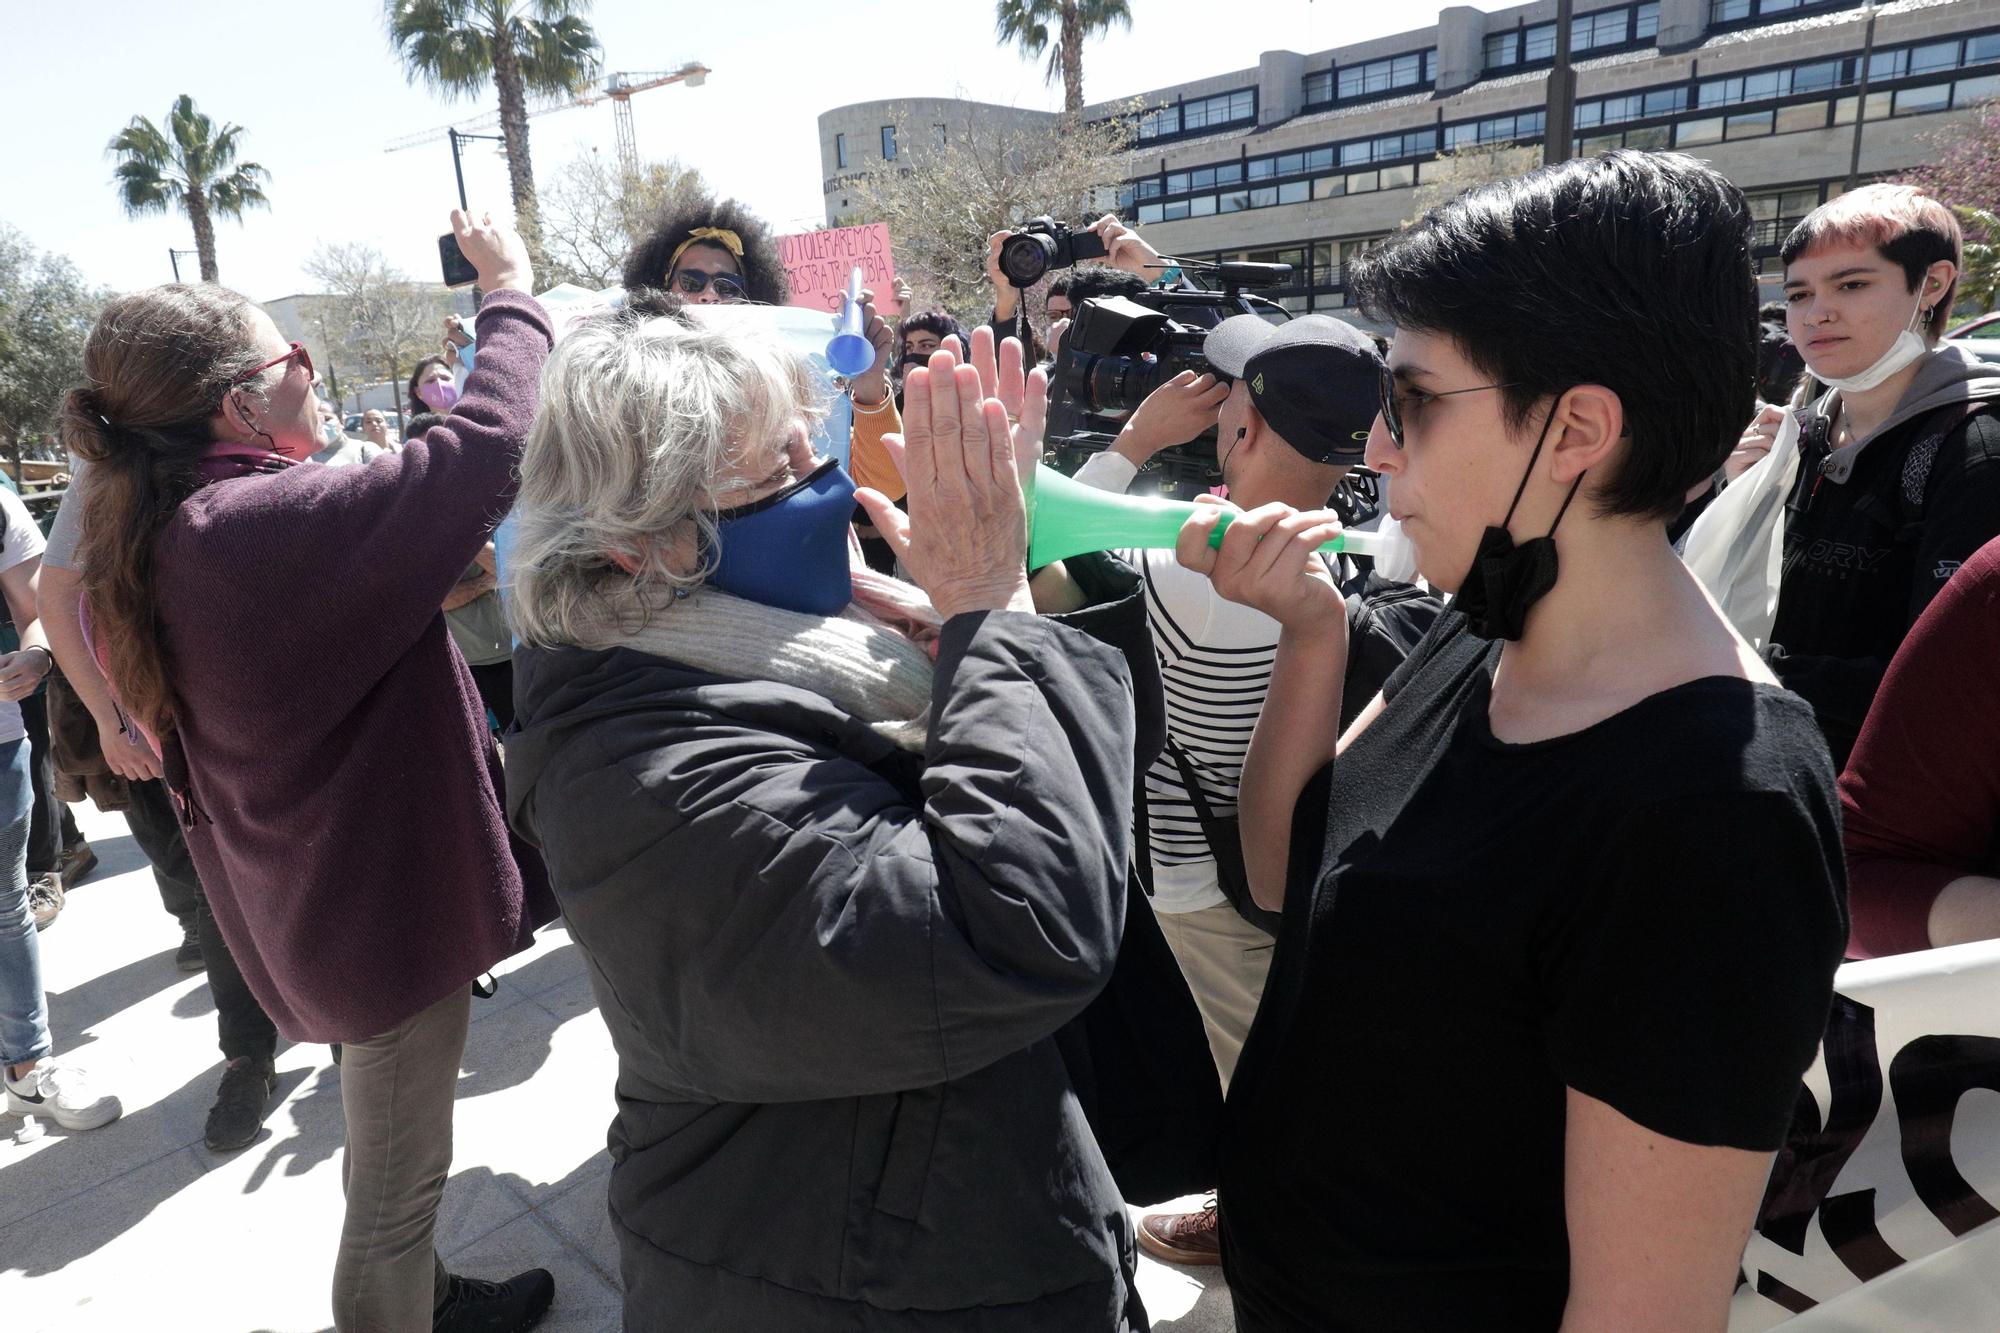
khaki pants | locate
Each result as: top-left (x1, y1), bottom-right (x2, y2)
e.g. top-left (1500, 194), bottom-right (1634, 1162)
top-left (1154, 903), bottom-right (1274, 1091)
top-left (333, 986), bottom-right (470, 1331)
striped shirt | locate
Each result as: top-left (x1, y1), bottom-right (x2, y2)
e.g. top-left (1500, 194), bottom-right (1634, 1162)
top-left (1075, 451), bottom-right (1321, 914)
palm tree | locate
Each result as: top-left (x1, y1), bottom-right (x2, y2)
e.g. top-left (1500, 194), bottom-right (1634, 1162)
top-left (108, 96), bottom-right (269, 284)
top-left (996, 0), bottom-right (1134, 115)
top-left (386, 0), bottom-right (602, 273)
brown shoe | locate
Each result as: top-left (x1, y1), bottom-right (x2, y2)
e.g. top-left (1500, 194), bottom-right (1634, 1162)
top-left (1136, 1193), bottom-right (1222, 1266)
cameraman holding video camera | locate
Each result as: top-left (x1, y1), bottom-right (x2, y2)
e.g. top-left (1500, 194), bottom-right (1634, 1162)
top-left (985, 214), bottom-right (1165, 359)
top-left (1050, 312), bottom-right (1388, 1267)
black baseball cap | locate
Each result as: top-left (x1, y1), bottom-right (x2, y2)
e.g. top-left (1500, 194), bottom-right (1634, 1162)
top-left (1203, 313), bottom-right (1383, 463)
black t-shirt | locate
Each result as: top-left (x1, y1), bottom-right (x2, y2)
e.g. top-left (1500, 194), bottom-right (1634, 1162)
top-left (1218, 612), bottom-right (1848, 1332)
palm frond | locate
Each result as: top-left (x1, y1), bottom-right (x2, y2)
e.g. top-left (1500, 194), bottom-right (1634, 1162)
top-left (108, 115), bottom-right (184, 218)
top-left (1077, 0), bottom-right (1133, 33)
top-left (110, 159), bottom-right (181, 216)
top-left (513, 11), bottom-right (600, 96)
top-left (208, 164), bottom-right (272, 220)
top-left (995, 0), bottom-right (1055, 57)
top-left (107, 116), bottom-right (172, 168)
top-left (385, 0), bottom-right (494, 98)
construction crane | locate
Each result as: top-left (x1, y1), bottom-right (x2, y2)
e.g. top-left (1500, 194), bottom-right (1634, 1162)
top-left (385, 62), bottom-right (710, 175)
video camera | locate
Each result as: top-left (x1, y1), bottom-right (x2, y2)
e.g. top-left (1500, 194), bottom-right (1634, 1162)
top-left (1044, 261), bottom-right (1292, 495)
top-left (999, 217), bottom-right (1110, 288)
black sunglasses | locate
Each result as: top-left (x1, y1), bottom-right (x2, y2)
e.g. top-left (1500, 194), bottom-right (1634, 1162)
top-left (671, 268), bottom-right (749, 302)
top-left (1377, 362), bottom-right (1521, 449)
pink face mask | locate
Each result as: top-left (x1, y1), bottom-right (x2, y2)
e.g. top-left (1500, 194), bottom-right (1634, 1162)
top-left (417, 379), bottom-right (459, 412)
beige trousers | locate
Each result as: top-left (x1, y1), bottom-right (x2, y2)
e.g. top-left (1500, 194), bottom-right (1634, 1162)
top-left (1154, 902), bottom-right (1275, 1091)
top-left (332, 985), bottom-right (470, 1331)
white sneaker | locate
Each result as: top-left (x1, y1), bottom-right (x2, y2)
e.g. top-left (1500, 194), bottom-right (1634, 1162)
top-left (5, 1057), bottom-right (122, 1131)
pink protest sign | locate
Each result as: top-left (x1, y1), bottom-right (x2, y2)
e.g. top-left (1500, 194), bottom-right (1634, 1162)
top-left (777, 223), bottom-right (896, 313)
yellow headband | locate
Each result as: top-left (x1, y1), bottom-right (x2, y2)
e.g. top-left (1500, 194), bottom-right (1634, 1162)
top-left (668, 227), bottom-right (745, 274)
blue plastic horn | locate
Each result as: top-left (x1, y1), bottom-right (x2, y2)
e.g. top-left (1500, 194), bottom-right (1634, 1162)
top-left (825, 266), bottom-right (875, 377)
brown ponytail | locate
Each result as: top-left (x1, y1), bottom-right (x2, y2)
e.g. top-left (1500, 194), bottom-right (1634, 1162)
top-left (64, 284), bottom-right (272, 735)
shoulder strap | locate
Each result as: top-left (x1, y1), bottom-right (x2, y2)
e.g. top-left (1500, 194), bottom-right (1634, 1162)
top-left (1900, 400), bottom-right (1991, 525)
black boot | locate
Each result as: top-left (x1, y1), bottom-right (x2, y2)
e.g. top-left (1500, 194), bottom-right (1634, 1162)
top-left (204, 1056), bottom-right (276, 1151)
top-left (175, 922), bottom-right (206, 972)
top-left (432, 1268), bottom-right (555, 1332)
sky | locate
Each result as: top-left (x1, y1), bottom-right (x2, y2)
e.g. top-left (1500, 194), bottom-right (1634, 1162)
top-left (1, 0), bottom-right (1523, 303)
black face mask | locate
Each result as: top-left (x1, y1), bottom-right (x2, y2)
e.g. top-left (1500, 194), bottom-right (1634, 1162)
top-left (1453, 406), bottom-right (1585, 642)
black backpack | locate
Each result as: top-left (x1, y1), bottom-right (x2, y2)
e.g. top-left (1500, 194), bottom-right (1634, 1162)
top-left (1152, 571), bottom-right (1443, 936)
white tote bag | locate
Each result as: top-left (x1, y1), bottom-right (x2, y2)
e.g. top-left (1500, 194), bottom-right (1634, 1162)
top-left (1681, 406), bottom-right (1802, 650)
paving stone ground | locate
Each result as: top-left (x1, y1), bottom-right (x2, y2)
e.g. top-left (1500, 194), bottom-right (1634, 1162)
top-left (1, 802), bottom-right (1234, 1332)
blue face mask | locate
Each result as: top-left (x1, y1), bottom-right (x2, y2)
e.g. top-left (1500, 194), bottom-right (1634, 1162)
top-left (706, 457), bottom-right (858, 616)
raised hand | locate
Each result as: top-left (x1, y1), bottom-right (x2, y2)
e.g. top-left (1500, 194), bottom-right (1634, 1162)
top-left (850, 289), bottom-right (897, 407)
top-left (855, 344), bottom-right (1032, 619)
top-left (450, 209), bottom-right (532, 297)
top-left (967, 325), bottom-right (1049, 488)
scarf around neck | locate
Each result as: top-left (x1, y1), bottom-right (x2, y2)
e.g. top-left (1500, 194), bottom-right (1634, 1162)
top-left (566, 575), bottom-right (940, 752)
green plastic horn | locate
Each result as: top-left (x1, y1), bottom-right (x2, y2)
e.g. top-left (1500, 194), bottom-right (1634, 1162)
top-left (1027, 463), bottom-right (1389, 567)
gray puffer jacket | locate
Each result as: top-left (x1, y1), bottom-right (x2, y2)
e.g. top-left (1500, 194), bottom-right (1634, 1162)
top-left (506, 609), bottom-right (1149, 1332)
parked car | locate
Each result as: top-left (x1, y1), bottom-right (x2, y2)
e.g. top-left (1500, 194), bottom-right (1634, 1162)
top-left (1944, 312), bottom-right (2000, 364)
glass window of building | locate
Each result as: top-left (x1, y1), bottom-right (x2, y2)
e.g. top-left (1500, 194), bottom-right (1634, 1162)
top-left (1676, 116), bottom-right (1723, 146)
top-left (881, 125), bottom-right (897, 160)
top-left (834, 133), bottom-right (847, 168)
top-left (1335, 49), bottom-right (1435, 99)
top-left (1958, 72), bottom-right (2000, 106)
top-left (1894, 83), bottom-right (1952, 116)
top-left (1776, 101), bottom-right (1828, 132)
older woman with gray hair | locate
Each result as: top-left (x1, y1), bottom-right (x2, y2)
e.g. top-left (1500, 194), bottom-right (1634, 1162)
top-left (503, 305), bottom-right (1150, 1331)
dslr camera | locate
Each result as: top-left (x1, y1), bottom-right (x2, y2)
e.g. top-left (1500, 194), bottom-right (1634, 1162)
top-left (1045, 262), bottom-right (1293, 494)
top-left (998, 217), bottom-right (1111, 288)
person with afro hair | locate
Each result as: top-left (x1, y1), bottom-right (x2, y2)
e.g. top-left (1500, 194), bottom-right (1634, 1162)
top-left (621, 193), bottom-right (789, 306)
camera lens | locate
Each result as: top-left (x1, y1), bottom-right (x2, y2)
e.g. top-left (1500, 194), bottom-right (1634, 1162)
top-left (999, 232), bottom-right (1058, 287)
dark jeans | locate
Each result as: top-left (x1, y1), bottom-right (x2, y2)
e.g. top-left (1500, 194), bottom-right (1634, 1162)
top-left (123, 778), bottom-right (277, 1063)
top-left (17, 693), bottom-right (80, 877)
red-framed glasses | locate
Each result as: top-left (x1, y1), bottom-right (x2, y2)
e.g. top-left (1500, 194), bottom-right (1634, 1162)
top-left (231, 342), bottom-right (314, 386)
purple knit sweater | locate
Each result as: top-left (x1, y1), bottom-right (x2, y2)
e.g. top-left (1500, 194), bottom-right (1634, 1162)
top-left (155, 290), bottom-right (559, 1043)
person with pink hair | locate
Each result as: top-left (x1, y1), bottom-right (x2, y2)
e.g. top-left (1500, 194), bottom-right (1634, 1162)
top-left (1769, 183), bottom-right (2000, 767)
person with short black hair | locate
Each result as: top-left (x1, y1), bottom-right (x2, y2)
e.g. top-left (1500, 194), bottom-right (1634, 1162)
top-left (1770, 183), bottom-right (2000, 767)
top-left (1188, 151), bottom-right (1846, 1330)
top-left (621, 193), bottom-right (788, 306)
top-left (892, 309), bottom-right (967, 406)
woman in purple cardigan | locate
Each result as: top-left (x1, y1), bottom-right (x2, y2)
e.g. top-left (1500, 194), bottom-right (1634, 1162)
top-left (62, 213), bottom-right (559, 1333)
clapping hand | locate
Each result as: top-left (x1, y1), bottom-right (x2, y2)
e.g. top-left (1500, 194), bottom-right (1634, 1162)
top-left (855, 343), bottom-right (1034, 620)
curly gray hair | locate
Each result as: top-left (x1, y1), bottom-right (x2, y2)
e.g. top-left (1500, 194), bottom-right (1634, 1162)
top-left (507, 307), bottom-right (827, 648)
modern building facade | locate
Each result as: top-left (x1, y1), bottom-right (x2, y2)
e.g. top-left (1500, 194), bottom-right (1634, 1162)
top-left (819, 0), bottom-right (2000, 314)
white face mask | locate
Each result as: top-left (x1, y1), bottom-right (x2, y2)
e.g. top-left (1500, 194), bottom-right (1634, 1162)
top-left (1819, 287), bottom-right (1932, 394)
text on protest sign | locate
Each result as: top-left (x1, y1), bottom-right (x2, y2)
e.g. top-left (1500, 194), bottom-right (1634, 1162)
top-left (778, 224), bottom-right (896, 313)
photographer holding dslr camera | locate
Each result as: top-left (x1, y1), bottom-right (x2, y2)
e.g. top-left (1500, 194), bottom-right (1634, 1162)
top-left (985, 214), bottom-right (1166, 359)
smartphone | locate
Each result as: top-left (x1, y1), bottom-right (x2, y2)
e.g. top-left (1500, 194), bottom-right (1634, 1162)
top-left (438, 233), bottom-right (478, 288)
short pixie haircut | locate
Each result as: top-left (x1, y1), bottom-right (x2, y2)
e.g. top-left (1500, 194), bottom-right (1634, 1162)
top-left (1351, 150), bottom-right (1758, 523)
top-left (1779, 184), bottom-right (1962, 338)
